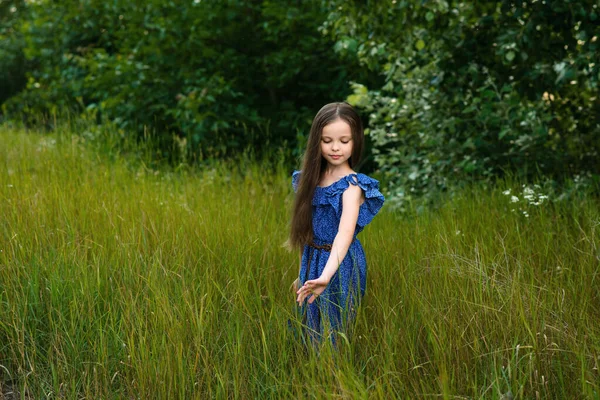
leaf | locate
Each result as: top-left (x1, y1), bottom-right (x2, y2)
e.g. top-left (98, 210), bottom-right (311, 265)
top-left (499, 128), bottom-right (511, 140)
top-left (463, 138), bottom-right (475, 150)
top-left (351, 82), bottom-right (368, 95)
top-left (505, 51), bottom-right (515, 62)
top-left (416, 39), bottom-right (425, 51)
top-left (347, 90), bottom-right (369, 107)
top-left (382, 80), bottom-right (394, 91)
top-left (461, 104), bottom-right (478, 114)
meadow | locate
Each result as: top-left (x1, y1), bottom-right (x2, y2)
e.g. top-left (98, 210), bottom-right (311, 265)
top-left (1, 126), bottom-right (599, 399)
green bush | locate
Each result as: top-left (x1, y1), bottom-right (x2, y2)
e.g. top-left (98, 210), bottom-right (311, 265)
top-left (2, 0), bottom-right (374, 160)
top-left (324, 0), bottom-right (600, 209)
top-left (0, 0), bottom-right (27, 110)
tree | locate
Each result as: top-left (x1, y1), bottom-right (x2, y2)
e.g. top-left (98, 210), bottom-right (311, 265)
top-left (323, 0), bottom-right (600, 207)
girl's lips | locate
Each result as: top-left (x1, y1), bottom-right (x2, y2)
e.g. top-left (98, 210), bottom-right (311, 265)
top-left (330, 155), bottom-right (341, 159)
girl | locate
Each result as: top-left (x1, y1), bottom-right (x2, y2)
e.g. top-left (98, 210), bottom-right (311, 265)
top-left (288, 102), bottom-right (385, 346)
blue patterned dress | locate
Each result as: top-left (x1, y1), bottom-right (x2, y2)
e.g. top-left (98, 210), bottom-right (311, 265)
top-left (292, 170), bottom-right (385, 345)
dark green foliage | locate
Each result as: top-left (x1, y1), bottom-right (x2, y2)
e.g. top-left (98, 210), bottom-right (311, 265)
top-left (1, 0), bottom-right (598, 203)
top-left (0, 0), bottom-right (27, 109)
top-left (324, 0), bottom-right (600, 208)
top-left (1, 0), bottom-right (373, 160)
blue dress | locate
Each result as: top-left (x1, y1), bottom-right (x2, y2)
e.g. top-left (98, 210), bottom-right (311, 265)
top-left (291, 170), bottom-right (385, 345)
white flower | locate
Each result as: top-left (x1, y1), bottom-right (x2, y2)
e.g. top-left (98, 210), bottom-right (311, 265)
top-left (511, 196), bottom-right (519, 203)
top-left (502, 189), bottom-right (511, 195)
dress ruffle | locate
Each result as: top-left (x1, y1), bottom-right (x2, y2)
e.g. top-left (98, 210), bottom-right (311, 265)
top-left (292, 170), bottom-right (301, 193)
top-left (292, 170), bottom-right (385, 228)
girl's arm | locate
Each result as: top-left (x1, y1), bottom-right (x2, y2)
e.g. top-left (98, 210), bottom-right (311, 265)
top-left (296, 184), bottom-right (363, 304)
top-left (320, 184), bottom-right (362, 282)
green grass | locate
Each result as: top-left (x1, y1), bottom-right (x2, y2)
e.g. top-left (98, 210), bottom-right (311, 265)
top-left (1, 126), bottom-right (599, 399)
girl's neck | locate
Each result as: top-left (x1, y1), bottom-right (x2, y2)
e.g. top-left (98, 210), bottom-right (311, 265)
top-left (322, 162), bottom-right (353, 178)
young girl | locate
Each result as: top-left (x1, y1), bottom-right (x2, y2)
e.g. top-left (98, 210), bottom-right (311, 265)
top-left (288, 102), bottom-right (385, 346)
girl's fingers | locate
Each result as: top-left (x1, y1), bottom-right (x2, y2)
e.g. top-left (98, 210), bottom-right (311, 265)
top-left (296, 280), bottom-right (326, 303)
top-left (296, 288), bottom-right (308, 303)
top-left (296, 282), bottom-right (312, 295)
top-left (297, 288), bottom-right (320, 304)
top-left (296, 288), bottom-right (310, 304)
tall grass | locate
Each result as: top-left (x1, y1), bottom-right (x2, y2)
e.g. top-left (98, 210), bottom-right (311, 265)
top-left (1, 126), bottom-right (599, 399)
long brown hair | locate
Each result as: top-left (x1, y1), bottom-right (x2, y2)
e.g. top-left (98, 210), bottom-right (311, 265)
top-left (288, 102), bottom-right (364, 250)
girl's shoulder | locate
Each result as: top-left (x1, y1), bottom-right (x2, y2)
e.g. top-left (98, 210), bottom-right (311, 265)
top-left (291, 169), bottom-right (382, 193)
top-left (312, 171), bottom-right (385, 227)
top-left (352, 172), bottom-right (381, 187)
top-left (321, 172), bottom-right (381, 194)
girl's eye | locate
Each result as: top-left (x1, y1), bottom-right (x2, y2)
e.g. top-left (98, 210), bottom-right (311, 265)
top-left (322, 139), bottom-right (350, 143)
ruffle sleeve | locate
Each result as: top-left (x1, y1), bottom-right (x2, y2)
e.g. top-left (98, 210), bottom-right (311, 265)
top-left (320, 173), bottom-right (385, 227)
top-left (354, 174), bottom-right (385, 227)
top-left (291, 170), bottom-right (301, 193)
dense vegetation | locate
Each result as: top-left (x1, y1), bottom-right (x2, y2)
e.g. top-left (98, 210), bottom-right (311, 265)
top-left (1, 0), bottom-right (599, 201)
top-left (328, 0), bottom-right (600, 206)
top-left (1, 126), bottom-right (599, 398)
top-left (0, 0), bottom-right (378, 160)
top-left (2, 2), bottom-right (599, 397)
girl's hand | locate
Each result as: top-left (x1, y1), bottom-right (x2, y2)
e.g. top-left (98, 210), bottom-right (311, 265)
top-left (296, 276), bottom-right (329, 305)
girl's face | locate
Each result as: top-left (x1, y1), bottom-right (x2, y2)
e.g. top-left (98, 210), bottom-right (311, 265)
top-left (320, 119), bottom-right (353, 167)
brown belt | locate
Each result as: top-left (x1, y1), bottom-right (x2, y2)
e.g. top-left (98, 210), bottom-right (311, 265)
top-left (308, 241), bottom-right (332, 251)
